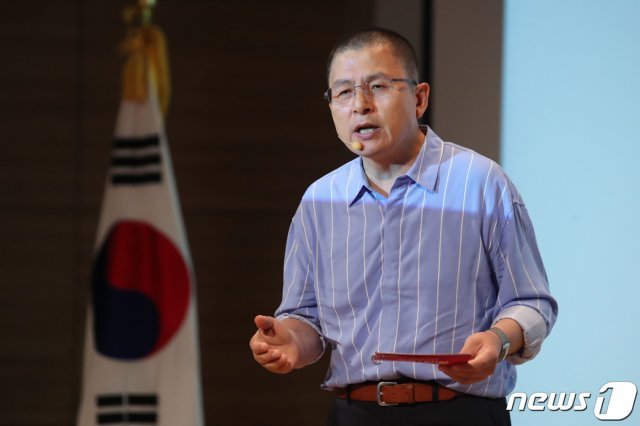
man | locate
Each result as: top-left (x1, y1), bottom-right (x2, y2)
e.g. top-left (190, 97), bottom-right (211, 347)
top-left (250, 28), bottom-right (557, 426)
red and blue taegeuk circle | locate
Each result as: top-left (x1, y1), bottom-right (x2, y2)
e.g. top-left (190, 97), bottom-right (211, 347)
top-left (91, 220), bottom-right (190, 360)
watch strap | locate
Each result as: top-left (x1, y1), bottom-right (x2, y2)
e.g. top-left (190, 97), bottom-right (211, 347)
top-left (488, 327), bottom-right (510, 361)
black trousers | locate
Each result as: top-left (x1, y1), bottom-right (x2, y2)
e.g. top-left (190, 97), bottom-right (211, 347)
top-left (327, 395), bottom-right (511, 426)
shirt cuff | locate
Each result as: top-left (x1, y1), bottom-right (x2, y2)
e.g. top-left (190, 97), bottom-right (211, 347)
top-left (275, 313), bottom-right (326, 364)
top-left (494, 305), bottom-right (547, 365)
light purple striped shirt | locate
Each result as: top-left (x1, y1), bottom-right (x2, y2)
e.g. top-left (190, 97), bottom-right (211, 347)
top-left (276, 127), bottom-right (558, 398)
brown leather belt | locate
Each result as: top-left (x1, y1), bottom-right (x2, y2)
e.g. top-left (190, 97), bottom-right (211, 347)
top-left (336, 381), bottom-right (461, 406)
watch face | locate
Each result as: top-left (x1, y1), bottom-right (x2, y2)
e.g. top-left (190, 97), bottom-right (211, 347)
top-left (500, 343), bottom-right (510, 361)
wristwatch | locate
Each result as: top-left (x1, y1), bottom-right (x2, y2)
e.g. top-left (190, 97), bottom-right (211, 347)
top-left (488, 327), bottom-right (510, 361)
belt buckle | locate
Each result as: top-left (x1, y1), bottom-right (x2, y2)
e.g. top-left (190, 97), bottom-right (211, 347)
top-left (376, 381), bottom-right (398, 406)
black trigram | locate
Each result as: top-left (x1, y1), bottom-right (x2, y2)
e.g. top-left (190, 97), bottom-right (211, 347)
top-left (111, 135), bottom-right (163, 185)
top-left (96, 393), bottom-right (158, 424)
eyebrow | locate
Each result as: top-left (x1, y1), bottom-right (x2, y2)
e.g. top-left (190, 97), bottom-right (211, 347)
top-left (330, 72), bottom-right (390, 87)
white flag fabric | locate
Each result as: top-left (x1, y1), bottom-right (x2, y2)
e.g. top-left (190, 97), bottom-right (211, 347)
top-left (77, 86), bottom-right (204, 425)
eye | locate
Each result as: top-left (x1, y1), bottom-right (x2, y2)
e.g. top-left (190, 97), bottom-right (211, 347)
top-left (335, 87), bottom-right (354, 99)
top-left (370, 81), bottom-right (390, 94)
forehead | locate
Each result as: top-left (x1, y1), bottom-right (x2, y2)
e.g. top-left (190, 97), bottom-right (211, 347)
top-left (329, 43), bottom-right (405, 85)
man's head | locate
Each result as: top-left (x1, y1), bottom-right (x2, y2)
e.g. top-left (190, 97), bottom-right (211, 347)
top-left (326, 28), bottom-right (419, 85)
top-left (325, 28), bottom-right (429, 162)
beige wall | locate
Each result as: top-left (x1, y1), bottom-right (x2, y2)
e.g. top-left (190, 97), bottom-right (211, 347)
top-left (431, 0), bottom-right (503, 160)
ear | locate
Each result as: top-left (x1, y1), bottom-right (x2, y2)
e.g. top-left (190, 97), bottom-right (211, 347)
top-left (415, 82), bottom-right (430, 119)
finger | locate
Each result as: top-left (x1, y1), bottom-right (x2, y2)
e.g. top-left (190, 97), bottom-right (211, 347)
top-left (456, 370), bottom-right (493, 384)
top-left (458, 339), bottom-right (483, 360)
top-left (249, 338), bottom-right (269, 355)
top-left (439, 365), bottom-right (493, 384)
top-left (467, 348), bottom-right (498, 370)
top-left (264, 353), bottom-right (293, 374)
top-left (254, 349), bottom-right (283, 365)
top-left (441, 360), bottom-right (493, 376)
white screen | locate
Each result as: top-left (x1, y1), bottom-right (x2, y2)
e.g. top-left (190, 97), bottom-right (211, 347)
top-left (502, 0), bottom-right (640, 424)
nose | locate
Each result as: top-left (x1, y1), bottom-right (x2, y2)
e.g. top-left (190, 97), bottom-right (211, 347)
top-left (352, 86), bottom-right (375, 115)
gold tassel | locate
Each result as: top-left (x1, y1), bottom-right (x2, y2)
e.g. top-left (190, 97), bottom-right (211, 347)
top-left (120, 3), bottom-right (171, 117)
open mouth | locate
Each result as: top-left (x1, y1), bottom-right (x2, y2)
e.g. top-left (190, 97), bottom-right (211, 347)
top-left (354, 124), bottom-right (379, 135)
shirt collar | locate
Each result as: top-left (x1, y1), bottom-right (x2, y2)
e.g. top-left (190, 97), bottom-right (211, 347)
top-left (346, 160), bottom-right (371, 206)
top-left (346, 125), bottom-right (444, 206)
top-left (406, 125), bottom-right (444, 192)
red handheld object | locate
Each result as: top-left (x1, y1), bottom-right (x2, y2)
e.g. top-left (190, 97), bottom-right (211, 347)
top-left (371, 352), bottom-right (472, 366)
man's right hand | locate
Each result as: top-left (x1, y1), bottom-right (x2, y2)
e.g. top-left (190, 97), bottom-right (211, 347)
top-left (250, 315), bottom-right (301, 374)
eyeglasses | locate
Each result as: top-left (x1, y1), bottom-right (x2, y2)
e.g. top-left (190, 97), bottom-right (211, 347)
top-left (324, 76), bottom-right (418, 106)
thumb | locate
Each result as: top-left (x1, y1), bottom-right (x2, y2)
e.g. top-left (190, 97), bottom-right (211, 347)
top-left (459, 334), bottom-right (484, 363)
top-left (255, 315), bottom-right (276, 336)
top-left (463, 332), bottom-right (500, 368)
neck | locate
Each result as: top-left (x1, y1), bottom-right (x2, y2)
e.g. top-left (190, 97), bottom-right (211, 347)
top-left (362, 128), bottom-right (425, 197)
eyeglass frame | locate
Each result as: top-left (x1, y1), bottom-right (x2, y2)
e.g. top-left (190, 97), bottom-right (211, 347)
top-left (323, 76), bottom-right (418, 104)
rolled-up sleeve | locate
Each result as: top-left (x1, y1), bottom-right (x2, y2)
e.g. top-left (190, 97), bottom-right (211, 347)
top-left (490, 200), bottom-right (558, 364)
top-left (494, 305), bottom-right (548, 364)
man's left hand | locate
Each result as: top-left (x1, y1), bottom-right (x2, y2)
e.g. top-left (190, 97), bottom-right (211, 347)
top-left (439, 319), bottom-right (524, 384)
top-left (438, 330), bottom-right (503, 385)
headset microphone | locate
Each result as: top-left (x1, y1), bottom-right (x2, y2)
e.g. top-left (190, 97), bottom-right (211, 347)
top-left (350, 141), bottom-right (363, 151)
top-left (339, 137), bottom-right (363, 151)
